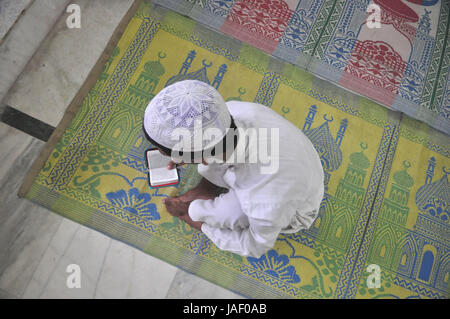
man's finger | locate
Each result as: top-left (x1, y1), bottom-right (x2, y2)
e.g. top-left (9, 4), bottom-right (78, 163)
top-left (167, 160), bottom-right (177, 170)
top-left (168, 159), bottom-right (185, 169)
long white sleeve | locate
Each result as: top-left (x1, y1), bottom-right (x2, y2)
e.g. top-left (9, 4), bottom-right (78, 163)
top-left (188, 189), bottom-right (249, 229)
top-left (200, 217), bottom-right (282, 258)
top-left (189, 190), bottom-right (285, 258)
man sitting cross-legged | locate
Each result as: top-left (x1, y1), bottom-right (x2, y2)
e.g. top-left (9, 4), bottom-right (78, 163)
top-left (143, 80), bottom-right (325, 258)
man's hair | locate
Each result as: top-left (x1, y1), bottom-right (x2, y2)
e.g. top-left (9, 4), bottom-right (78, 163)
top-left (142, 116), bottom-right (238, 162)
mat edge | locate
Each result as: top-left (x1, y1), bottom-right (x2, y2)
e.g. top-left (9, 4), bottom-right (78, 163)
top-left (18, 0), bottom-right (144, 198)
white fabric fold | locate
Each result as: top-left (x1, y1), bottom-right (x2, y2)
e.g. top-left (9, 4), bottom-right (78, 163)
top-left (187, 101), bottom-right (325, 258)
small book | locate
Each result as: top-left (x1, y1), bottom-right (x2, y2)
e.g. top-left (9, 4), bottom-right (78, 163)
top-left (145, 149), bottom-right (179, 187)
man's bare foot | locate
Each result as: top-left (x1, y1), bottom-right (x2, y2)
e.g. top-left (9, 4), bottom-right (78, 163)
top-left (164, 185), bottom-right (219, 215)
top-left (163, 197), bottom-right (190, 217)
top-left (178, 178), bottom-right (223, 202)
top-left (178, 188), bottom-right (217, 202)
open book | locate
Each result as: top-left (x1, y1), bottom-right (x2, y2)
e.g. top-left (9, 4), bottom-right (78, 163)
top-left (145, 149), bottom-right (179, 187)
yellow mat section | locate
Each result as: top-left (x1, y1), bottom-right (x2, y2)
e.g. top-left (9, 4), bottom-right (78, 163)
top-left (24, 2), bottom-right (449, 298)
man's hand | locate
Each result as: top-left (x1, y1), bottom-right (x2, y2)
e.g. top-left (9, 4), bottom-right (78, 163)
top-left (163, 197), bottom-right (204, 231)
top-left (163, 196), bottom-right (190, 217)
top-left (167, 159), bottom-right (184, 170)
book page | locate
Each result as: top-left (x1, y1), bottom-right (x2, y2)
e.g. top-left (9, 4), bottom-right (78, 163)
top-left (147, 150), bottom-right (171, 169)
top-left (149, 167), bottom-right (178, 185)
top-left (147, 150), bottom-right (178, 186)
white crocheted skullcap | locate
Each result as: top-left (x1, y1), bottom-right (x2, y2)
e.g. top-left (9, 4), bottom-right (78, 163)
top-left (143, 80), bottom-right (231, 152)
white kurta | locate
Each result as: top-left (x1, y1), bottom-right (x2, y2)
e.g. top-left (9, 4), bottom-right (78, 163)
top-left (188, 101), bottom-right (325, 258)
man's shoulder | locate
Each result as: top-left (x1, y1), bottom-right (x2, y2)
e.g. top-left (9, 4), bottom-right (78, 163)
top-left (226, 100), bottom-right (259, 115)
top-left (226, 101), bottom-right (287, 125)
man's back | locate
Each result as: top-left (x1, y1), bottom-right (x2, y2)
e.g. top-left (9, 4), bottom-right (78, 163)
top-left (224, 101), bottom-right (325, 219)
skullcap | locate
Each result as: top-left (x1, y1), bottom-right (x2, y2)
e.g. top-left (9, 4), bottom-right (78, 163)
top-left (143, 80), bottom-right (231, 152)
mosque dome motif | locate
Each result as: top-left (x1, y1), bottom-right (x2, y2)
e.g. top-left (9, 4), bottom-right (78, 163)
top-left (304, 114), bottom-right (343, 172)
top-left (415, 165), bottom-right (449, 224)
top-left (349, 142), bottom-right (370, 170)
top-left (144, 52), bottom-right (166, 77)
top-left (393, 160), bottom-right (414, 188)
top-left (165, 59), bottom-right (212, 87)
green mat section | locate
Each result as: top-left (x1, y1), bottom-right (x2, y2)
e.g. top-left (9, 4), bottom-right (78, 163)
top-left (25, 1), bottom-right (449, 299)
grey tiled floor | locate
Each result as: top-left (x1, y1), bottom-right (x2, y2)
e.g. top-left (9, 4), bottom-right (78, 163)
top-left (0, 0), bottom-right (70, 108)
top-left (0, 0), bottom-right (33, 41)
top-left (0, 0), bottom-right (243, 299)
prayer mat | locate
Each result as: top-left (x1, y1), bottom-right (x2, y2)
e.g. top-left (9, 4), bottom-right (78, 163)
top-left (20, 0), bottom-right (449, 299)
top-left (351, 115), bottom-right (449, 299)
top-left (154, 0), bottom-right (450, 136)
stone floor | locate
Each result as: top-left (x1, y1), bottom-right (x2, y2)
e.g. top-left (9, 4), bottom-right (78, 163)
top-left (0, 0), bottom-right (33, 41)
top-left (0, 0), bottom-right (243, 299)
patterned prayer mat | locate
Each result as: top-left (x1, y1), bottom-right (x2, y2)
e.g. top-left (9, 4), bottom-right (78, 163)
top-left (21, 1), bottom-right (449, 298)
top-left (154, 0), bottom-right (450, 136)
